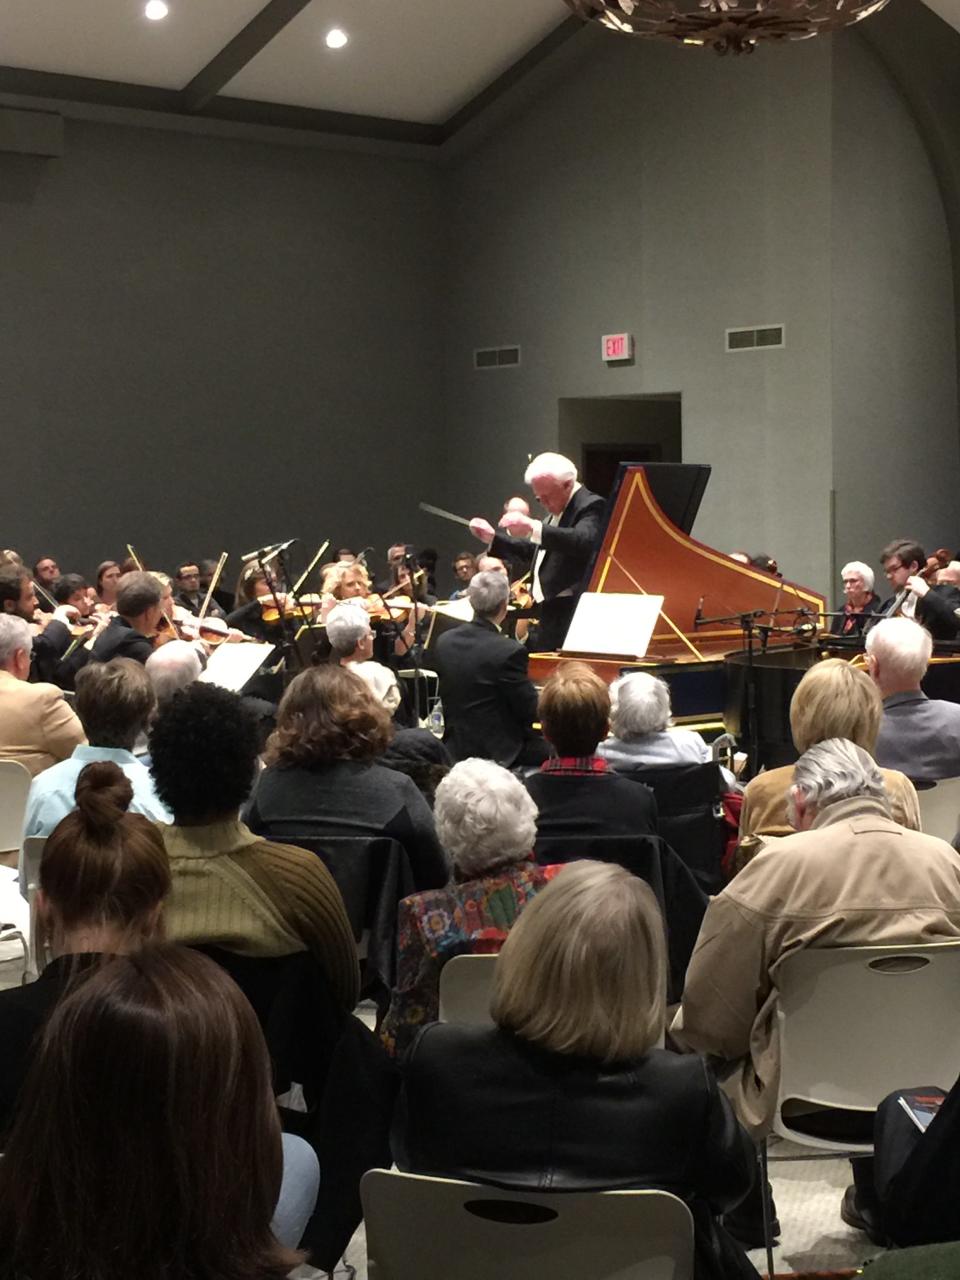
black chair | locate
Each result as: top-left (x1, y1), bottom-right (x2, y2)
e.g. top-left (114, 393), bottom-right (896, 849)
top-left (534, 833), bottom-right (707, 1001)
top-left (279, 835), bottom-right (415, 1014)
top-left (612, 761), bottom-right (727, 894)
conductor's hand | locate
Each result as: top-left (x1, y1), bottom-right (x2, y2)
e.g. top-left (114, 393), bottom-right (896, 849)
top-left (499, 510), bottom-right (535, 538)
top-left (469, 517), bottom-right (496, 545)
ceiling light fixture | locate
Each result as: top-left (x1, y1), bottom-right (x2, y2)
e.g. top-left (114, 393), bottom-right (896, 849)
top-left (325, 27), bottom-right (349, 49)
top-left (144, 0), bottom-right (169, 19)
top-left (562, 0), bottom-right (892, 55)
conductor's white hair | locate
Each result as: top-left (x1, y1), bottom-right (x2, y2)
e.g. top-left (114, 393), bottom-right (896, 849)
top-left (524, 452), bottom-right (577, 486)
top-left (789, 737), bottom-right (888, 823)
top-left (841, 561), bottom-right (875, 593)
top-left (467, 570), bottom-right (510, 619)
top-left (0, 615), bottom-right (32, 667)
top-left (610, 672), bottom-right (672, 738)
top-left (865, 616), bottom-right (932, 686)
top-left (326, 602), bottom-right (371, 657)
top-left (145, 640), bottom-right (202, 701)
top-left (435, 758), bottom-right (539, 877)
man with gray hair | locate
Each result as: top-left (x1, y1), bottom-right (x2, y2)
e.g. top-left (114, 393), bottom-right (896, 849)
top-left (866, 616), bottom-right (960, 782)
top-left (326, 601), bottom-right (400, 713)
top-left (145, 639), bottom-right (203, 704)
top-left (0, 614), bottom-right (84, 778)
top-left (468, 452), bottom-right (605, 652)
top-left (676, 738), bottom-right (960, 1144)
top-left (432, 570), bottom-right (543, 766)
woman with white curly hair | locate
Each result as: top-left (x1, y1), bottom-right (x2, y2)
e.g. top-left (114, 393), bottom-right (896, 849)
top-left (380, 757), bottom-right (561, 1057)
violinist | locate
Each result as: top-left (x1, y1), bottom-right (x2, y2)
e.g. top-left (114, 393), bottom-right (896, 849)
top-left (0, 566), bottom-right (83, 685)
top-left (448, 552), bottom-right (477, 601)
top-left (225, 563), bottom-right (285, 645)
top-left (321, 560), bottom-right (372, 603)
top-left (52, 574), bottom-right (94, 619)
top-left (89, 572), bottom-right (165, 665)
top-left (32, 557), bottom-right (60, 613)
top-left (876, 538), bottom-right (960, 641)
top-left (174, 561), bottom-right (226, 619)
top-left (95, 561), bottom-right (122, 614)
top-left (198, 557), bottom-right (234, 614)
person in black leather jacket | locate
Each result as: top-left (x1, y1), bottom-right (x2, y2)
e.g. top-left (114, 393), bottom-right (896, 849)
top-left (393, 860), bottom-right (758, 1280)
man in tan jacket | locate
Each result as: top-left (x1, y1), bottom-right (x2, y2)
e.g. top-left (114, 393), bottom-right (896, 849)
top-left (0, 615), bottom-right (85, 777)
top-left (677, 737), bottom-right (960, 1140)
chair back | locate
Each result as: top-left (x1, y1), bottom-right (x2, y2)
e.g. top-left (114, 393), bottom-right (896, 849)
top-left (19, 835), bottom-right (46, 907)
top-left (917, 777), bottom-right (960, 845)
top-left (774, 941), bottom-right (960, 1149)
top-left (438, 953), bottom-right (498, 1026)
top-left (617, 762), bottom-right (726, 894)
top-left (534, 834), bottom-right (666, 904)
top-left (361, 1169), bottom-right (694, 1280)
top-left (280, 835), bottom-right (415, 1008)
top-left (0, 759), bottom-right (32, 855)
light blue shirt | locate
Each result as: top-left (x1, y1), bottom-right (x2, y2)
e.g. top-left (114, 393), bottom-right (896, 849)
top-left (22, 744), bottom-right (172, 839)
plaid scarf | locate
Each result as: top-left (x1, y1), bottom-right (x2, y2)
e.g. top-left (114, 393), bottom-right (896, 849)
top-left (540, 755), bottom-right (609, 777)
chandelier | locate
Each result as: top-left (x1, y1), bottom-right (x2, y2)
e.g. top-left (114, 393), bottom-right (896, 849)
top-left (561, 0), bottom-right (893, 55)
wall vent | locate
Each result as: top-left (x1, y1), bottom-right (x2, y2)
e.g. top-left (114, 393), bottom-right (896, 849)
top-left (725, 325), bottom-right (785, 352)
top-left (474, 345), bottom-right (521, 370)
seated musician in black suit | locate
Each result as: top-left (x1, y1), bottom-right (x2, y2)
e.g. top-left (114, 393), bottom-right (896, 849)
top-left (525, 662), bottom-right (657, 843)
top-left (469, 452), bottom-right (606, 653)
top-left (830, 560), bottom-right (882, 637)
top-left (432, 570), bottom-right (544, 768)
top-left (875, 539), bottom-right (960, 641)
top-left (89, 572), bottom-right (164, 665)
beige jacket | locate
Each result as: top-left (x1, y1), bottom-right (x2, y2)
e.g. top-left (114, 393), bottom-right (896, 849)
top-left (0, 670), bottom-right (85, 777)
top-left (676, 796), bottom-right (960, 1137)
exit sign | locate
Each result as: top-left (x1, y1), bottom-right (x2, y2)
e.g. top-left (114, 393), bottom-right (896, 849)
top-left (602, 332), bottom-right (633, 362)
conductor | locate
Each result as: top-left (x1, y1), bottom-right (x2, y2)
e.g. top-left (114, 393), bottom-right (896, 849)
top-left (469, 452), bottom-right (605, 652)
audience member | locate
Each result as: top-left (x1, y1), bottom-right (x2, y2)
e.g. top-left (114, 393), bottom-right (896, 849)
top-left (677, 739), bottom-right (960, 1144)
top-left (0, 615), bottom-right (84, 777)
top-left (395, 861), bottom-right (756, 1280)
top-left (736, 658), bottom-right (919, 865)
top-left (149, 683), bottom-right (360, 1010)
top-left (599, 671), bottom-right (736, 787)
top-left (830, 560), bottom-right (881, 637)
top-left (326, 601), bottom-right (400, 713)
top-left (380, 728), bottom-right (450, 806)
top-left (432, 570), bottom-right (542, 767)
top-left (90, 571), bottom-right (164, 664)
top-left (244, 666), bottom-right (447, 890)
top-left (380, 759), bottom-right (558, 1057)
top-left (0, 761), bottom-right (169, 1138)
top-left (144, 638), bottom-right (203, 703)
top-left (22, 659), bottom-right (170, 838)
top-left (867, 617), bottom-right (960, 782)
top-left (526, 662), bottom-right (657, 844)
top-left (0, 946), bottom-right (311, 1278)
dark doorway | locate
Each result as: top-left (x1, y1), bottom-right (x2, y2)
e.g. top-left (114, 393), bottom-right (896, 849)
top-left (558, 395), bottom-right (682, 498)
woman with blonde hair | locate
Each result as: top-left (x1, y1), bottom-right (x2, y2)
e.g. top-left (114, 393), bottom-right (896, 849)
top-left (395, 860), bottom-right (756, 1279)
top-left (736, 658), bottom-right (919, 866)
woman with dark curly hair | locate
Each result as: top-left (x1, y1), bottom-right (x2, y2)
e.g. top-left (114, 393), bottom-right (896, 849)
top-left (243, 665), bottom-right (448, 890)
top-left (148, 682), bottom-right (359, 1011)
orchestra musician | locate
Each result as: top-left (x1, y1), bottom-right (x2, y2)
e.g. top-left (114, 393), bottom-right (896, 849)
top-left (95, 561), bottom-right (122, 614)
top-left (876, 539), bottom-right (960, 641)
top-left (830, 561), bottom-right (881, 637)
top-left (469, 452), bottom-right (605, 653)
top-left (32, 556), bottom-right (59, 613)
top-left (89, 572), bottom-right (165, 665)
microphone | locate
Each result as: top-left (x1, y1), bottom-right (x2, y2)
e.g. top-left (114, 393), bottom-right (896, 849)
top-left (240, 538), bottom-right (298, 565)
top-left (355, 546), bottom-right (374, 567)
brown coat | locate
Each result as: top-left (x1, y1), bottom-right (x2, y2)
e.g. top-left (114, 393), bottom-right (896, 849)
top-left (0, 670), bottom-right (85, 777)
top-left (676, 796), bottom-right (960, 1137)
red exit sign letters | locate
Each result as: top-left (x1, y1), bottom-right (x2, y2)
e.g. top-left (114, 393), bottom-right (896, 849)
top-left (601, 332), bottom-right (633, 363)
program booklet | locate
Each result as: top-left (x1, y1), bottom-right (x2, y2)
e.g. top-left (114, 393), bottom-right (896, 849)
top-left (897, 1089), bottom-right (946, 1133)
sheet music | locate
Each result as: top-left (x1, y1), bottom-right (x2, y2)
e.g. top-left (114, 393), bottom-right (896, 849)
top-left (198, 642), bottom-right (276, 693)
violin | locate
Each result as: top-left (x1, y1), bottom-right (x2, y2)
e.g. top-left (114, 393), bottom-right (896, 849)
top-left (258, 592), bottom-right (325, 626)
top-left (510, 576), bottom-right (534, 611)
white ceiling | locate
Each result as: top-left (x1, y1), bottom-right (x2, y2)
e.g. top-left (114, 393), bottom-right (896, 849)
top-left (0, 0), bottom-right (955, 132)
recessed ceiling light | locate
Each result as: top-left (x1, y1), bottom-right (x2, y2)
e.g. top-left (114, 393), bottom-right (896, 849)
top-left (145, 1), bottom-right (169, 19)
top-left (325, 28), bottom-right (349, 49)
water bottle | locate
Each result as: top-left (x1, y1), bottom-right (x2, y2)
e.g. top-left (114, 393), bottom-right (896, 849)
top-left (428, 700), bottom-right (445, 739)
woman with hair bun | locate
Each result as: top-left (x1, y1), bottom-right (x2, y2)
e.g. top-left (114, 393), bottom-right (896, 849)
top-left (0, 759), bottom-right (170, 1138)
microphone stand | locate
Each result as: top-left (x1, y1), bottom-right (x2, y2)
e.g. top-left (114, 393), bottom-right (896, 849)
top-left (260, 546), bottom-right (305, 685)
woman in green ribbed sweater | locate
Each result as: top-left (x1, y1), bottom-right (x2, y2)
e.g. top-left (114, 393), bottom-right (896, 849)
top-left (148, 682), bottom-right (359, 1011)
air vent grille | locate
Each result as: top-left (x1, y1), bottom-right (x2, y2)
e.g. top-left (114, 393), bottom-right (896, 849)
top-left (474, 345), bottom-right (521, 370)
top-left (726, 325), bottom-right (785, 352)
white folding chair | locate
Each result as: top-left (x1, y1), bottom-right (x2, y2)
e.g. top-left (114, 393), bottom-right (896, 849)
top-left (0, 760), bottom-right (32, 858)
top-left (757, 941), bottom-right (960, 1276)
top-left (361, 1169), bottom-right (695, 1280)
top-left (18, 836), bottom-right (46, 982)
top-left (917, 777), bottom-right (960, 844)
top-left (438, 953), bottom-right (498, 1026)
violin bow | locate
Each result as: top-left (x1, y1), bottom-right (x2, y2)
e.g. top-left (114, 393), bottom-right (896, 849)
top-left (126, 543), bottom-right (145, 571)
top-left (198, 552), bottom-right (228, 622)
top-left (292, 540), bottom-right (330, 596)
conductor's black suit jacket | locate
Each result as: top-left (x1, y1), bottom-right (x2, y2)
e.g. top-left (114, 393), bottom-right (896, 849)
top-left (432, 618), bottom-right (539, 768)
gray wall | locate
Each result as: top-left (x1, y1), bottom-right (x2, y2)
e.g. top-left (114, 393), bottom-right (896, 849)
top-left (831, 32), bottom-right (959, 587)
top-left (439, 29), bottom-right (956, 597)
top-left (1, 119), bottom-right (442, 584)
